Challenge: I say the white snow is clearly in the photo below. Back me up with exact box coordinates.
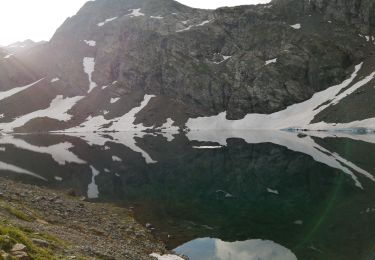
[265,58,277,65]
[176,19,213,32]
[186,130,373,188]
[97,17,118,27]
[193,146,222,149]
[150,16,163,19]
[187,63,375,131]
[87,166,100,199]
[112,155,122,162]
[0,95,84,132]
[0,135,86,165]
[50,78,60,83]
[267,188,279,194]
[196,20,212,27]
[83,57,98,93]
[150,253,184,260]
[110,97,120,104]
[64,94,156,133]
[290,23,301,29]
[213,55,232,64]
[0,161,47,181]
[55,176,63,181]
[127,9,145,17]
[84,40,96,47]
[3,54,14,59]
[0,78,44,102]
[102,85,109,90]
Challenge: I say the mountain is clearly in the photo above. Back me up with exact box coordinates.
[0,0,375,133]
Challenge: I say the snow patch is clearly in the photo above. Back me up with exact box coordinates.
[186,63,375,131]
[0,95,84,132]
[83,57,97,93]
[150,16,163,19]
[150,253,184,260]
[87,166,100,199]
[265,58,277,65]
[0,79,44,102]
[0,135,86,165]
[50,78,60,83]
[267,188,279,194]
[193,146,222,149]
[177,19,213,32]
[112,156,122,162]
[0,161,46,181]
[3,54,13,59]
[97,17,118,27]
[127,9,145,17]
[84,40,96,47]
[290,23,301,29]
[110,97,120,104]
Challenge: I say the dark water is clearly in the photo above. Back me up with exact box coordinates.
[1,130,375,260]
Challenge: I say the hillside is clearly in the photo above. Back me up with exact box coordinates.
[0,0,374,133]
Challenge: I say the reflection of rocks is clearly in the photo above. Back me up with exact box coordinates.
[1,132,375,259]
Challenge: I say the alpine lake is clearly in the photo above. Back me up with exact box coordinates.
[1,130,375,260]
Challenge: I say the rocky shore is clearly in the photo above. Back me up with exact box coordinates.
[0,178,179,259]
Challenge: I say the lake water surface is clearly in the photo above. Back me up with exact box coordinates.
[1,130,375,260]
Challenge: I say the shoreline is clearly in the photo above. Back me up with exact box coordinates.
[0,177,181,259]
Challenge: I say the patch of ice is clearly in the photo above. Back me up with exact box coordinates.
[150,16,163,19]
[50,78,60,83]
[54,176,63,181]
[83,57,97,93]
[97,17,118,27]
[102,86,108,90]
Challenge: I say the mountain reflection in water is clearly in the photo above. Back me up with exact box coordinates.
[0,130,375,260]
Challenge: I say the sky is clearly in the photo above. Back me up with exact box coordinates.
[0,0,270,46]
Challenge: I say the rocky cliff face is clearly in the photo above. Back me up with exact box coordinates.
[0,0,375,132]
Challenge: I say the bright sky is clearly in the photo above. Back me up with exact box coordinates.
[0,0,270,46]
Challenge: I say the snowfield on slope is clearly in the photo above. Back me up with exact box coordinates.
[187,63,375,131]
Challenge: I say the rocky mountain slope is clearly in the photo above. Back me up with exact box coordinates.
[0,0,375,133]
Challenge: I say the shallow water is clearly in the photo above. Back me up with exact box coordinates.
[1,130,375,260]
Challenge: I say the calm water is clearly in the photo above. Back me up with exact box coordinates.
[1,130,375,260]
